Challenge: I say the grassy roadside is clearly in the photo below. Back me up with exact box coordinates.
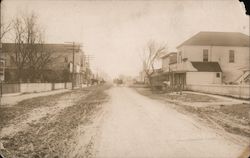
[134,87,250,139]
[0,84,111,158]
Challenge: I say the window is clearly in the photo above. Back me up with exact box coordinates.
[10,56,15,66]
[203,49,208,62]
[178,51,182,63]
[216,73,220,78]
[229,50,235,63]
[0,59,4,74]
[81,58,83,67]
[64,57,68,63]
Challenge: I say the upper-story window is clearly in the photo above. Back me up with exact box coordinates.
[10,56,15,66]
[81,58,83,67]
[178,51,182,63]
[216,72,220,78]
[229,50,235,63]
[64,57,68,63]
[203,49,208,62]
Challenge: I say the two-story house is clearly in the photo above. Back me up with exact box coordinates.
[161,52,177,72]
[160,52,178,86]
[2,43,87,84]
[175,31,249,85]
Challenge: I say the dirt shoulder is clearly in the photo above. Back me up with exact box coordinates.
[0,84,111,158]
[134,87,250,141]
[1,89,70,106]
[0,91,70,131]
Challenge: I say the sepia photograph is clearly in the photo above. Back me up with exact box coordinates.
[0,0,249,157]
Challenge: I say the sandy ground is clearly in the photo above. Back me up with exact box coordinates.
[0,85,110,157]
[1,89,70,106]
[0,90,82,138]
[0,86,249,157]
[135,87,250,139]
[92,87,247,158]
[183,91,249,107]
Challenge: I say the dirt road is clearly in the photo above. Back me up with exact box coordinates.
[92,87,247,158]
[1,86,248,157]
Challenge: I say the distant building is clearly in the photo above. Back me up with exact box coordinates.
[175,31,250,85]
[161,52,177,72]
[150,52,177,87]
[138,70,146,83]
[2,43,88,85]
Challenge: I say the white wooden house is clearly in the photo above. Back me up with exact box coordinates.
[175,31,250,85]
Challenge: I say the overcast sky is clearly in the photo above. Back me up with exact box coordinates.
[2,0,249,78]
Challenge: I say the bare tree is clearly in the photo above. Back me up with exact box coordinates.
[0,0,12,42]
[11,16,28,81]
[141,40,167,87]
[0,22,12,42]
[11,12,53,82]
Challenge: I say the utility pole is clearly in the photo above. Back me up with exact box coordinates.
[65,42,82,90]
[0,2,3,105]
[72,42,75,90]
[84,54,94,86]
[87,55,90,86]
[0,2,1,105]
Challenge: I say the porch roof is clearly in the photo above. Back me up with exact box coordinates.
[191,62,222,72]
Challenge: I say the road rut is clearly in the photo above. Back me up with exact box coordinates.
[93,87,246,158]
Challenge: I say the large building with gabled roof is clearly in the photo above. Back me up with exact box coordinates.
[175,31,250,85]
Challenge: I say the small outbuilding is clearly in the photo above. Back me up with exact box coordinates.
[185,62,222,84]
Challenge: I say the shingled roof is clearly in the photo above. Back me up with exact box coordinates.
[177,32,250,48]
[191,62,222,72]
[2,43,81,54]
